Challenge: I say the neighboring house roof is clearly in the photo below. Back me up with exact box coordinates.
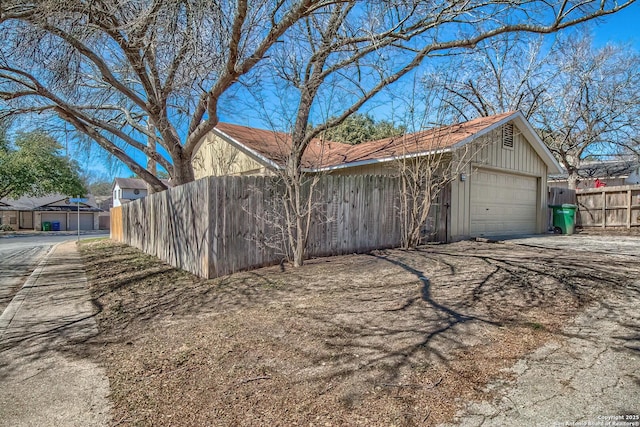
[210,111,562,174]
[549,158,640,180]
[94,196,113,211]
[113,177,172,191]
[0,194,101,212]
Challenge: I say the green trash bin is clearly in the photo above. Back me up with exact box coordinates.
[42,221,51,231]
[548,204,577,235]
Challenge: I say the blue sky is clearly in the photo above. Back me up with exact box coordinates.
[80,3,640,182]
[591,2,639,48]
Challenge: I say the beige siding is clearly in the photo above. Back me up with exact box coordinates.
[471,127,546,176]
[193,133,270,179]
[450,124,549,239]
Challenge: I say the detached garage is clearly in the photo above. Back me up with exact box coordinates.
[448,113,561,240]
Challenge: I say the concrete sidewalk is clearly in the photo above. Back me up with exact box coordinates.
[0,241,111,427]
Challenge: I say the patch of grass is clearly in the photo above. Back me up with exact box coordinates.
[79,236,109,243]
[526,322,546,331]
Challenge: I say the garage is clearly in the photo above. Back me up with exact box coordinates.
[470,169,538,237]
[68,213,95,231]
[41,213,68,231]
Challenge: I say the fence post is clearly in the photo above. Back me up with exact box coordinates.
[602,190,606,228]
[627,189,632,229]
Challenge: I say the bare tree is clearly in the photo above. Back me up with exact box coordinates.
[1,1,635,195]
[432,30,640,189]
[255,1,635,265]
[539,34,640,188]
[0,0,331,191]
[431,34,554,121]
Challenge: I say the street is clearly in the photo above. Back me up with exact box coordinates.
[0,233,108,315]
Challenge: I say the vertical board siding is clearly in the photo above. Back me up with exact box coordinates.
[471,127,545,176]
[449,126,548,240]
[118,174,446,279]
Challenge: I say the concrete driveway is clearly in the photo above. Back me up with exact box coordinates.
[444,233,640,426]
[503,233,640,257]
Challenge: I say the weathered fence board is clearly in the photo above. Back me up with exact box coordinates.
[547,187,576,230]
[110,206,123,241]
[576,185,640,228]
[113,175,452,279]
[548,187,577,205]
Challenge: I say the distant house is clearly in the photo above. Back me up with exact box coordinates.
[112,178,171,207]
[548,159,640,190]
[94,196,114,230]
[0,194,102,231]
[192,111,563,239]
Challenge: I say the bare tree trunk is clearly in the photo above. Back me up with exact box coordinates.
[567,172,579,190]
[283,160,309,268]
[172,154,196,186]
[146,136,157,194]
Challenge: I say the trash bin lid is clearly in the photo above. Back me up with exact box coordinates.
[561,204,577,209]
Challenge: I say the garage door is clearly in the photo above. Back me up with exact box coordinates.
[41,213,68,231]
[470,169,538,237]
[68,213,95,230]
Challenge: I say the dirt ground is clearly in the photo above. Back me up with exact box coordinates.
[77,239,640,426]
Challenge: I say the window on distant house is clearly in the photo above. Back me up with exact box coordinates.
[134,189,140,195]
[502,123,514,149]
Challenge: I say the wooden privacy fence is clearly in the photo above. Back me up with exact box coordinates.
[547,187,576,230]
[548,187,577,205]
[576,185,640,228]
[112,175,448,279]
[110,206,123,241]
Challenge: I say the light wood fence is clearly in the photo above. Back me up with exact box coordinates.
[112,175,447,278]
[110,206,123,241]
[576,185,640,228]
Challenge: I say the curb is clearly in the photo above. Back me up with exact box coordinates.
[0,242,61,340]
[0,231,109,239]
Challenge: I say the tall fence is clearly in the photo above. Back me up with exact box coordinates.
[576,185,640,228]
[111,175,447,278]
[547,187,576,230]
[110,206,123,241]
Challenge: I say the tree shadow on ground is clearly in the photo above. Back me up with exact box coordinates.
[74,240,640,426]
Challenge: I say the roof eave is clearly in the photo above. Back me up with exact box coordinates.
[510,112,563,175]
[448,111,563,175]
[309,147,454,173]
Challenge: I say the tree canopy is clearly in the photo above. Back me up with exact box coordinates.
[320,114,405,145]
[0,130,86,200]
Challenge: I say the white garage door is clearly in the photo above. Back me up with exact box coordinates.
[69,213,95,230]
[470,169,538,237]
[41,213,68,231]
